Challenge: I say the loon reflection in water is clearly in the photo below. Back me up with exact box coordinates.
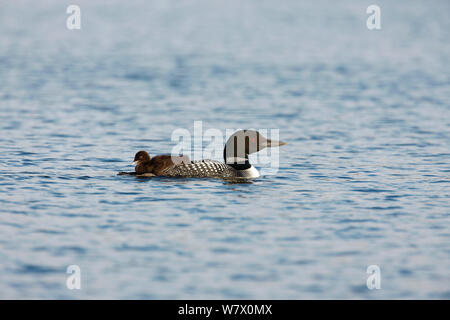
[118,130,287,179]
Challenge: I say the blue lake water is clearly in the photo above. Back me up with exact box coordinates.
[0,0,449,299]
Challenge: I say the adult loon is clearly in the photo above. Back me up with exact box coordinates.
[118,130,286,179]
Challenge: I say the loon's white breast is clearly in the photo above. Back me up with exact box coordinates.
[233,165,260,178]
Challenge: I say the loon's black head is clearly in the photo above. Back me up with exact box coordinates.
[132,150,151,165]
[223,130,287,168]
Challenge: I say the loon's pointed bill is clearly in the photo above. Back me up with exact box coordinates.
[265,139,287,147]
[131,161,138,165]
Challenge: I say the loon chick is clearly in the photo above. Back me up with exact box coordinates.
[119,130,286,179]
[131,151,190,175]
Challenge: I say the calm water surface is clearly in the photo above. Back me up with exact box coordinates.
[0,0,449,298]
